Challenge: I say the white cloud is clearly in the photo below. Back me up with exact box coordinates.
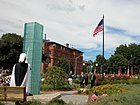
[0,0,140,60]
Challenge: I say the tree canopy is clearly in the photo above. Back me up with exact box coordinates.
[93,43,140,74]
[0,33,23,70]
[55,58,74,74]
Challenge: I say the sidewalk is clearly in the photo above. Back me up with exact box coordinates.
[27,92,61,103]
[2,92,61,105]
[2,91,88,105]
[45,90,89,105]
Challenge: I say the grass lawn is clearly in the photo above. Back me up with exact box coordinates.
[86,84,140,105]
[1,84,140,105]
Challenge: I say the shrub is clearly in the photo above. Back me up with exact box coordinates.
[58,84,73,91]
[43,66,68,90]
[72,78,80,84]
[40,83,48,91]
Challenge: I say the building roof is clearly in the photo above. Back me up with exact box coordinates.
[43,40,83,53]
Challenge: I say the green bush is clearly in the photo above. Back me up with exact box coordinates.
[72,78,80,84]
[59,84,73,90]
[40,83,48,91]
[42,66,68,90]
[41,84,54,90]
[41,66,77,91]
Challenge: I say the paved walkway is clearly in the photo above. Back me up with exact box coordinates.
[27,92,61,103]
[46,90,89,105]
[60,94,88,105]
[2,92,61,105]
[2,91,89,105]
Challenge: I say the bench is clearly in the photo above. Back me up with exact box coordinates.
[0,86,26,102]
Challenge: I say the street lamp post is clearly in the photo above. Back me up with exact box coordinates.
[91,65,93,73]
[89,61,93,73]
[74,54,83,74]
[94,63,98,74]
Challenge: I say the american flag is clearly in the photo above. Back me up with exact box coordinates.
[93,19,104,37]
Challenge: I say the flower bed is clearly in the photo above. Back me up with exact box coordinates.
[91,84,128,95]
[77,84,128,97]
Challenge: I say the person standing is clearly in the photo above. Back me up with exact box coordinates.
[84,73,88,87]
[10,53,30,95]
[68,71,73,85]
[79,71,84,88]
[91,73,96,88]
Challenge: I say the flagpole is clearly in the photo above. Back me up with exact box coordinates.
[93,15,105,79]
[102,14,104,80]
[102,15,104,58]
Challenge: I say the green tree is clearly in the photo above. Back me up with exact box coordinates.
[115,43,140,74]
[44,66,67,90]
[108,54,128,73]
[82,60,93,73]
[55,58,74,74]
[0,33,23,70]
[115,44,129,59]
[94,55,106,74]
[82,60,87,72]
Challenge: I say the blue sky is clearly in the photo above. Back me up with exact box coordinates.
[0,0,140,61]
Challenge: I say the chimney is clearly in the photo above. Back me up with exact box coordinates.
[66,43,69,47]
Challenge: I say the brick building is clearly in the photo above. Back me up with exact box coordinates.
[42,40,83,74]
